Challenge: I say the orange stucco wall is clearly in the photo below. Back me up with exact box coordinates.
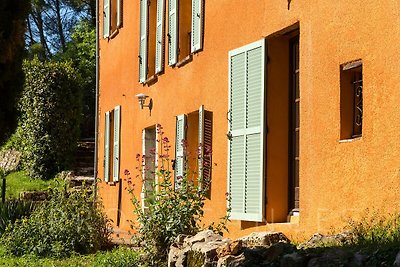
[98,0,400,241]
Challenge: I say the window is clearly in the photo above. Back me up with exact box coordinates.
[168,0,204,66]
[103,106,121,182]
[139,0,165,83]
[141,127,157,209]
[103,0,122,38]
[174,106,212,191]
[340,60,363,139]
[227,39,266,222]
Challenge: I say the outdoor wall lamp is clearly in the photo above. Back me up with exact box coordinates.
[135,93,153,115]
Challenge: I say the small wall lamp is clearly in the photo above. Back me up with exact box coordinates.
[135,93,153,115]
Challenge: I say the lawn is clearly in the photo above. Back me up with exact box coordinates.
[3,171,56,199]
[0,245,144,267]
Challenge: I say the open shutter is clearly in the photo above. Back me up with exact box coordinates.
[227,39,266,222]
[113,106,121,182]
[141,128,157,210]
[117,0,122,27]
[168,0,178,65]
[103,0,110,38]
[139,0,148,83]
[191,0,203,53]
[104,112,111,182]
[198,106,212,189]
[155,0,164,73]
[174,114,187,186]
[141,130,147,210]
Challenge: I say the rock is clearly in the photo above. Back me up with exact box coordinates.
[184,230,224,247]
[393,251,400,267]
[216,240,242,258]
[239,232,289,248]
[281,252,307,267]
[191,240,230,265]
[168,245,181,267]
[349,252,368,267]
[306,248,352,267]
[217,254,246,267]
[0,149,21,172]
[298,232,354,249]
[19,191,49,201]
[264,242,296,262]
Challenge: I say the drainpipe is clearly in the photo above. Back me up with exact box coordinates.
[93,0,100,206]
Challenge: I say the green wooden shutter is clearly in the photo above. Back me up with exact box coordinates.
[228,39,266,222]
[191,0,203,53]
[168,0,178,65]
[113,106,121,182]
[103,0,110,38]
[117,0,122,28]
[155,0,164,74]
[104,112,111,182]
[174,114,187,186]
[141,128,157,209]
[139,0,148,83]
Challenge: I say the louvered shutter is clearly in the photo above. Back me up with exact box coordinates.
[103,0,110,38]
[104,112,111,182]
[191,0,203,53]
[168,0,178,65]
[117,0,122,28]
[155,0,164,73]
[139,0,148,83]
[227,39,266,222]
[198,105,212,190]
[113,106,121,182]
[174,114,187,186]
[141,129,147,210]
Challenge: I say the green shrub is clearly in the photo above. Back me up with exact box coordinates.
[17,58,82,179]
[347,211,400,248]
[127,125,229,265]
[0,199,36,235]
[3,183,111,258]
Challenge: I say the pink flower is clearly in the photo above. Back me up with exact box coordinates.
[136,153,141,161]
[124,169,130,176]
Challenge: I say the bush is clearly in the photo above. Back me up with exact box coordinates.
[126,124,229,265]
[17,58,82,179]
[3,183,111,258]
[347,211,400,248]
[0,199,36,235]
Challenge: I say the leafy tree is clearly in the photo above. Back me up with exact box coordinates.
[57,21,95,138]
[17,58,82,179]
[0,0,30,145]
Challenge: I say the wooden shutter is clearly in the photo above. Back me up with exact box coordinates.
[168,0,178,65]
[174,114,187,186]
[113,106,121,182]
[198,105,212,189]
[139,0,148,83]
[117,0,122,28]
[103,0,110,38]
[227,39,266,222]
[191,0,203,53]
[155,0,164,74]
[104,112,111,182]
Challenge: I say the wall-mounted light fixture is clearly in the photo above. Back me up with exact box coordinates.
[136,93,153,115]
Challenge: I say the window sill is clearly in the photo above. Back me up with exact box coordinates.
[106,181,118,186]
[176,55,193,68]
[144,75,158,86]
[109,28,120,39]
[339,136,362,143]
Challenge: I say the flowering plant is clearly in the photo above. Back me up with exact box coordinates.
[125,124,229,264]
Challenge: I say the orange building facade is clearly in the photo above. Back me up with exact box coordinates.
[97,0,400,240]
